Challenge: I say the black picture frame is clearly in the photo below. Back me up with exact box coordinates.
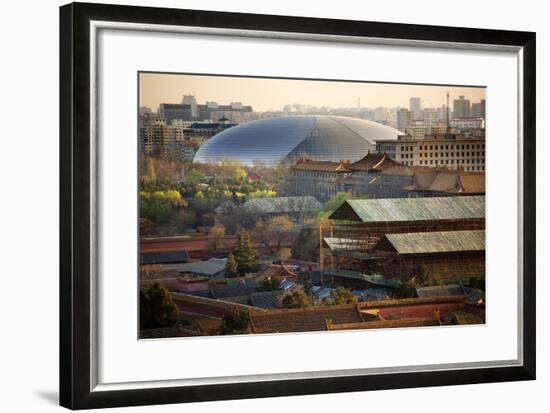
[60,2,536,410]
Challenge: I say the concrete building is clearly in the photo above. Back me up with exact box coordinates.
[471,99,486,119]
[140,119,170,157]
[159,98,254,125]
[409,97,422,120]
[450,117,485,130]
[375,134,485,171]
[396,108,413,132]
[453,95,471,118]
[422,108,439,134]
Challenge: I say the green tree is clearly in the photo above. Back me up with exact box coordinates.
[225,253,238,277]
[399,275,418,298]
[139,283,179,330]
[467,276,485,291]
[221,307,249,334]
[207,224,226,254]
[317,192,352,219]
[282,288,310,308]
[252,215,294,253]
[327,287,357,305]
[256,276,282,292]
[291,226,319,261]
[186,168,207,184]
[416,264,433,286]
[231,231,259,275]
[231,167,248,182]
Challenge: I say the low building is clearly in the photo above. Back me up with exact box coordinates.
[164,257,228,279]
[249,303,366,334]
[140,250,190,265]
[286,158,351,202]
[323,196,485,286]
[255,264,298,280]
[403,168,485,196]
[371,230,485,282]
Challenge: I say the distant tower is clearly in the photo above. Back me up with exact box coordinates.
[181,95,198,118]
[446,91,450,134]
[358,97,361,113]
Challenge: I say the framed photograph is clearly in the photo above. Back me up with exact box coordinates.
[60,2,536,409]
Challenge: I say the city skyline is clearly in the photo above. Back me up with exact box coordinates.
[139,72,485,112]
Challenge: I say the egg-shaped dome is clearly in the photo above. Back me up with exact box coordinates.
[193,115,402,166]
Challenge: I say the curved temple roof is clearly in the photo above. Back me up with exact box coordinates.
[194,115,402,166]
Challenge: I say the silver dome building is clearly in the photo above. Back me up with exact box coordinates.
[193,115,402,166]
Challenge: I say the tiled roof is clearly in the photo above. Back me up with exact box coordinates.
[243,196,322,214]
[256,264,297,280]
[379,165,416,176]
[291,158,351,173]
[416,284,467,298]
[140,250,190,265]
[353,289,390,302]
[444,311,485,325]
[348,152,401,172]
[168,258,227,277]
[249,303,364,333]
[330,195,485,223]
[458,173,485,194]
[209,280,258,299]
[326,316,441,330]
[380,230,485,255]
[249,291,285,309]
[404,169,485,194]
[426,171,460,192]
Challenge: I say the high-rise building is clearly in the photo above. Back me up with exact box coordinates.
[453,96,471,119]
[396,108,413,132]
[437,105,449,123]
[140,119,170,157]
[374,106,389,123]
[423,108,439,134]
[471,99,486,119]
[409,97,422,120]
[181,95,198,118]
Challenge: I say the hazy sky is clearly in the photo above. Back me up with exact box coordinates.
[139,72,485,112]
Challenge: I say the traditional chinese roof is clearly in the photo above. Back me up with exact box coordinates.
[379,165,416,176]
[458,173,486,194]
[377,230,485,255]
[249,290,285,309]
[329,195,485,223]
[168,258,227,277]
[416,284,468,298]
[403,169,485,194]
[291,158,351,173]
[249,303,364,333]
[444,311,485,325]
[326,316,441,330]
[243,196,322,214]
[209,279,258,299]
[347,152,401,172]
[255,264,297,280]
[140,250,190,265]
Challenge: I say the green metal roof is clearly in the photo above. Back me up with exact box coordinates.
[384,230,485,255]
[330,195,485,223]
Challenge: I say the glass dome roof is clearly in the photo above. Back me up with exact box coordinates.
[194,115,402,166]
